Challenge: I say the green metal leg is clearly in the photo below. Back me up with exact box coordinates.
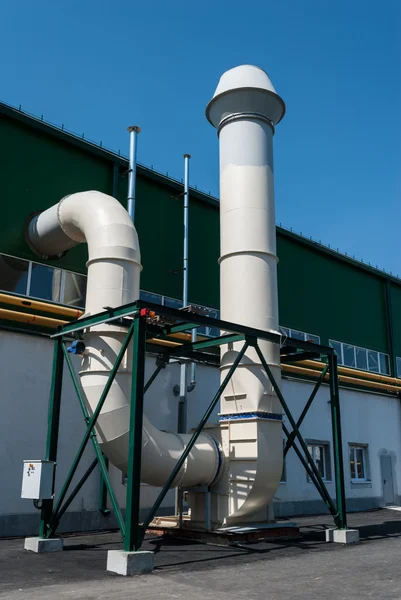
[124,315,147,552]
[99,455,111,516]
[328,354,347,529]
[40,338,64,539]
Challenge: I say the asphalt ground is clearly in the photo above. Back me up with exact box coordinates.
[1,508,401,599]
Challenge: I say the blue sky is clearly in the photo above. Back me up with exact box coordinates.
[2,0,400,274]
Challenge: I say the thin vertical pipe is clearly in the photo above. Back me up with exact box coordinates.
[182,153,190,308]
[127,126,141,222]
[176,154,191,515]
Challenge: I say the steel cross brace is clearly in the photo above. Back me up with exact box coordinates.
[254,344,346,528]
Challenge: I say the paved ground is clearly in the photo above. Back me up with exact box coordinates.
[1,509,401,599]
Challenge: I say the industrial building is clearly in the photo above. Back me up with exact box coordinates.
[1,68,400,547]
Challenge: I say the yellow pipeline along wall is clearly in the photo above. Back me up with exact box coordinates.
[1,292,400,395]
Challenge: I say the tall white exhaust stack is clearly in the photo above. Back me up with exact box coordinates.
[206,65,285,525]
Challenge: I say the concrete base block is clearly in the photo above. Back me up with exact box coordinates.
[325,528,360,544]
[24,537,64,553]
[107,550,154,576]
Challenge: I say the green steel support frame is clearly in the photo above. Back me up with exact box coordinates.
[38,300,348,550]
[39,338,64,538]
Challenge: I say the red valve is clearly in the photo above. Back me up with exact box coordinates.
[140,308,156,318]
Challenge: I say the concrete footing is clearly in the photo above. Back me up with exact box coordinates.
[24,537,64,553]
[325,528,360,544]
[106,550,154,576]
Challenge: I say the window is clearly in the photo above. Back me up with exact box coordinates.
[61,272,87,307]
[163,296,183,310]
[280,327,320,345]
[198,308,220,338]
[0,254,30,295]
[0,252,89,308]
[140,290,162,305]
[0,251,223,334]
[307,441,331,481]
[349,444,369,482]
[329,340,390,376]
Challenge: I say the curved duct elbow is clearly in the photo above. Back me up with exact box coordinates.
[27,191,221,489]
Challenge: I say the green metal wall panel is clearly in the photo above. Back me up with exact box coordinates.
[277,234,388,352]
[0,105,399,359]
[0,111,220,308]
[115,164,219,307]
[388,284,401,357]
[0,114,113,272]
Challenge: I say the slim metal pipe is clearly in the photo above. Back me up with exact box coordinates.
[183,153,190,308]
[127,126,141,222]
[176,155,192,516]
[182,153,197,392]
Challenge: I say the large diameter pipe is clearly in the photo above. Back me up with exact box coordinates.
[206,65,286,524]
[27,191,220,488]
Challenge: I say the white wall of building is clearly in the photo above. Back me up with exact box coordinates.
[1,331,400,536]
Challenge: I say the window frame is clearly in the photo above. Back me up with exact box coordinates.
[280,327,320,345]
[306,440,332,482]
[349,444,369,483]
[329,339,390,376]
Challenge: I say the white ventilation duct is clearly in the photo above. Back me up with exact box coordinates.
[26,64,285,527]
[202,65,286,525]
[27,191,220,488]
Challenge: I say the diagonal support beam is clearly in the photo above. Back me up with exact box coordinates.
[140,342,250,541]
[254,344,342,526]
[284,364,329,457]
[47,324,135,535]
[283,424,339,520]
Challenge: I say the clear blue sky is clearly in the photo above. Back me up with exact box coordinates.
[2,0,400,274]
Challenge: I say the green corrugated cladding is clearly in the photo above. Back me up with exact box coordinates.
[388,283,401,356]
[0,104,400,362]
[277,234,389,351]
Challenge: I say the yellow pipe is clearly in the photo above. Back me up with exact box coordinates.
[0,307,68,329]
[297,359,401,386]
[147,338,181,348]
[0,292,83,319]
[282,363,401,394]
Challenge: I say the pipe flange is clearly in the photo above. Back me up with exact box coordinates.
[217,112,275,136]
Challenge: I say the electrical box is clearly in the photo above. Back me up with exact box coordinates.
[21,460,55,500]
